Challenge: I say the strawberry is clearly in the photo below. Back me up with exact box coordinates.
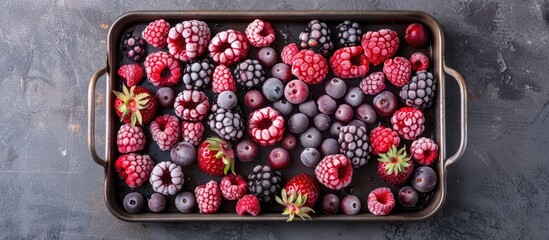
[283,173,319,208]
[113,85,158,127]
[275,188,315,222]
[377,146,414,187]
[117,64,144,87]
[197,137,235,176]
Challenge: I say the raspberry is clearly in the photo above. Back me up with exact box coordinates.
[281,43,299,65]
[247,107,285,146]
[391,107,425,140]
[245,19,276,47]
[410,137,439,165]
[180,121,204,146]
[220,174,248,200]
[209,29,249,66]
[114,153,154,188]
[383,57,411,87]
[116,123,146,153]
[212,65,236,93]
[142,19,170,48]
[236,194,261,216]
[330,46,370,79]
[117,64,144,87]
[195,180,222,214]
[314,154,353,190]
[167,20,211,61]
[150,161,184,195]
[410,52,430,71]
[370,126,400,155]
[150,114,180,151]
[174,90,210,121]
[291,50,328,85]
[144,51,182,87]
[360,71,386,95]
[367,187,395,216]
[361,29,399,66]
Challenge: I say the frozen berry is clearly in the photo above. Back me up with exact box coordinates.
[361,29,399,66]
[244,90,265,109]
[288,113,309,134]
[144,51,182,87]
[373,91,397,117]
[383,57,412,87]
[236,194,261,216]
[281,43,299,65]
[410,52,430,71]
[220,174,248,200]
[348,120,367,129]
[356,103,377,123]
[142,19,170,48]
[175,191,196,213]
[117,124,146,153]
[156,87,175,108]
[170,142,196,167]
[174,90,210,121]
[313,113,330,131]
[360,71,386,95]
[284,79,309,104]
[122,35,146,62]
[234,59,265,89]
[398,186,418,207]
[412,166,437,193]
[291,50,328,85]
[341,195,361,215]
[257,47,278,67]
[320,138,339,156]
[315,154,353,190]
[150,114,180,151]
[245,19,276,47]
[391,107,425,140]
[300,148,321,167]
[316,94,337,115]
[411,137,439,165]
[217,91,238,110]
[299,127,322,148]
[148,193,166,212]
[248,107,285,146]
[272,98,293,116]
[212,65,236,93]
[335,104,353,123]
[269,147,291,170]
[344,87,364,107]
[322,193,340,215]
[329,121,344,138]
[167,20,211,61]
[281,134,297,150]
[236,139,258,162]
[367,187,395,216]
[271,63,292,83]
[209,29,249,65]
[325,78,347,99]
[180,121,204,146]
[123,192,144,213]
[405,23,429,48]
[330,46,370,79]
[299,100,318,118]
[118,64,144,87]
[115,154,154,188]
[150,161,184,195]
[262,78,284,101]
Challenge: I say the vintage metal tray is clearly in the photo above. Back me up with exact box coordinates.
[88,10,467,222]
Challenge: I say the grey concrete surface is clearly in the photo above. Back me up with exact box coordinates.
[0,0,547,239]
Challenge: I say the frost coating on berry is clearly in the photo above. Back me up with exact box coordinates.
[150,114,180,151]
[236,194,261,216]
[361,29,399,66]
[167,20,211,61]
[383,57,412,87]
[182,59,214,90]
[314,154,353,190]
[281,43,300,65]
[338,125,372,168]
[234,59,265,89]
[411,137,439,165]
[142,19,170,48]
[220,174,248,200]
[410,52,430,71]
[370,126,400,156]
[208,104,244,141]
[212,65,236,93]
[180,121,204,146]
[391,107,425,140]
[117,64,144,87]
[144,51,182,87]
[360,71,386,95]
[117,124,146,153]
[195,180,222,214]
[400,71,436,109]
[247,107,285,146]
[209,29,249,65]
[245,19,276,47]
[291,50,328,85]
[115,153,154,188]
[150,161,184,195]
[367,187,395,216]
[174,90,210,121]
[299,20,333,56]
[330,46,370,79]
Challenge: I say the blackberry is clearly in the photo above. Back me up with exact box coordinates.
[399,71,436,109]
[234,59,265,89]
[207,103,244,141]
[298,20,333,56]
[338,125,372,168]
[335,21,362,47]
[122,33,147,62]
[182,59,214,90]
[247,165,282,205]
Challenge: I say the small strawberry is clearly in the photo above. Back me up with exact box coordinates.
[194,180,222,214]
[117,64,144,87]
[314,154,353,190]
[113,85,158,127]
[197,138,235,176]
[370,126,400,155]
[283,173,319,208]
[236,194,261,216]
[377,146,414,187]
[114,153,154,188]
[220,174,248,200]
[275,188,315,222]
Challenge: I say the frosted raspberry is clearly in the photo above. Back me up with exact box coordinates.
[360,71,386,95]
[150,161,184,195]
[150,114,180,151]
[212,65,236,93]
[144,51,182,87]
[291,50,328,85]
[167,20,211,61]
[180,121,204,146]
[208,29,249,65]
[383,57,411,87]
[142,19,170,48]
[117,124,146,153]
[361,29,399,66]
[314,154,353,190]
[236,194,261,216]
[195,180,222,214]
[410,52,430,71]
[220,174,247,200]
[391,107,425,140]
[245,19,276,47]
[281,43,299,65]
[115,153,154,188]
[367,187,395,216]
[410,137,438,165]
[329,46,370,79]
[247,107,285,146]
[173,90,210,121]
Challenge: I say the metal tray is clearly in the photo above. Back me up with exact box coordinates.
[88,10,467,222]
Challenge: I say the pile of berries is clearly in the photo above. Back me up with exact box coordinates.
[114,18,439,219]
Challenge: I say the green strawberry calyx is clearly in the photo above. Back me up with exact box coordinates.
[275,188,315,222]
[378,145,411,175]
[205,137,235,175]
[113,85,150,127]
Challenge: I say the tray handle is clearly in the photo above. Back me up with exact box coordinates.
[88,66,108,169]
[443,65,467,168]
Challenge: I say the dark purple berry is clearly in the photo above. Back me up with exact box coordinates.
[288,113,309,134]
[348,119,367,129]
[257,47,278,68]
[299,127,322,148]
[322,193,340,215]
[412,166,437,193]
[320,138,339,155]
[123,192,144,213]
[329,121,344,138]
[272,98,294,116]
[299,100,318,118]
[170,142,196,167]
[148,193,166,212]
[356,103,377,123]
[281,134,297,150]
[317,94,337,115]
[335,104,353,123]
[398,186,419,207]
[269,147,290,170]
[156,87,175,108]
[344,87,364,107]
[313,113,330,131]
[341,194,361,215]
[373,91,397,117]
[325,77,347,99]
[244,90,265,109]
[300,148,321,167]
[175,191,196,213]
[271,63,292,83]
[262,78,284,101]
[236,140,258,162]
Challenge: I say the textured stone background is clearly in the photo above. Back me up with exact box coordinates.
[0,0,548,239]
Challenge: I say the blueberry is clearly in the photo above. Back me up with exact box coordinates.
[320,138,339,155]
[257,47,278,68]
[281,134,297,150]
[272,98,293,116]
[262,78,284,101]
[313,113,331,131]
[271,63,291,83]
[356,103,377,123]
[348,119,367,130]
[156,87,175,108]
[344,87,364,107]
[288,113,309,134]
[412,166,437,193]
[322,193,340,215]
[335,104,353,123]
[123,192,144,213]
[170,142,197,167]
[217,91,238,110]
[317,94,337,114]
[299,100,318,117]
[236,139,258,162]
[325,78,347,99]
[300,148,321,167]
[398,186,419,207]
[329,121,344,138]
[245,90,265,109]
[175,191,196,213]
[299,127,322,148]
[148,193,166,212]
[341,194,361,215]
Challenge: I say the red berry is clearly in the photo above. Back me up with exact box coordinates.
[284,173,319,208]
[144,51,182,87]
[367,187,395,216]
[220,174,248,200]
[117,64,144,87]
[113,85,158,127]
[268,147,290,170]
[281,134,297,150]
[244,90,265,109]
[212,65,236,93]
[360,71,386,95]
[114,153,154,188]
[361,29,399,66]
[370,126,400,156]
[236,194,261,216]
[405,23,429,48]
[117,124,146,153]
[245,19,276,47]
[314,154,353,190]
[197,138,235,176]
[173,90,210,121]
[149,161,184,195]
[383,57,411,87]
[209,29,249,66]
[411,137,438,165]
[247,107,285,146]
[391,107,425,140]
[377,146,415,187]
[168,20,211,61]
[142,19,170,48]
[180,121,204,146]
[409,52,430,71]
[329,46,370,79]
[291,50,328,85]
[150,114,180,151]
[195,180,222,214]
[281,43,299,65]
[236,139,258,162]
[284,79,309,104]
